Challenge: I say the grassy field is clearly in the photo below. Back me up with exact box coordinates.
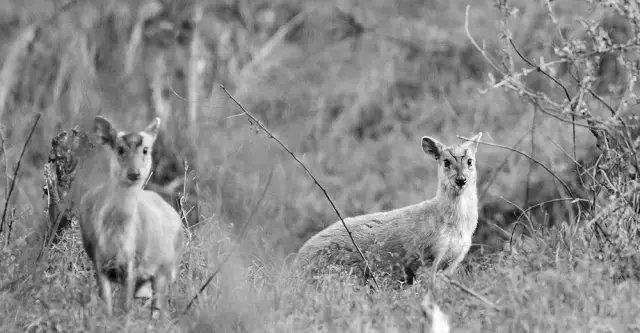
[0,0,638,331]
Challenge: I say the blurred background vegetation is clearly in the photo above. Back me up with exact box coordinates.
[0,0,638,331]
[0,0,616,254]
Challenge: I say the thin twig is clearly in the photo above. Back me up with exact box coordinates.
[37,210,65,263]
[458,135,575,198]
[0,114,40,234]
[574,77,640,174]
[465,6,602,140]
[546,136,600,188]
[439,274,498,310]
[567,70,615,115]
[524,105,537,206]
[507,38,579,164]
[239,11,306,77]
[183,169,274,313]
[520,198,590,217]
[479,132,528,201]
[527,98,599,130]
[5,207,14,247]
[500,196,536,237]
[508,39,571,102]
[464,6,505,76]
[143,170,153,189]
[0,127,8,197]
[220,85,379,289]
[178,160,190,227]
[0,273,30,292]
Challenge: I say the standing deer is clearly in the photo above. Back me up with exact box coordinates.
[297,133,482,284]
[79,116,183,317]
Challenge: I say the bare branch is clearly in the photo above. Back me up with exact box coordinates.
[1,114,40,234]
[507,38,578,162]
[508,39,572,102]
[220,85,379,289]
[527,98,599,130]
[439,274,498,310]
[458,135,575,198]
[479,132,528,201]
[521,198,590,217]
[465,6,603,136]
[239,11,306,77]
[464,6,505,76]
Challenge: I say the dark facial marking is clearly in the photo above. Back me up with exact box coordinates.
[444,149,455,162]
[121,133,143,149]
[445,149,466,164]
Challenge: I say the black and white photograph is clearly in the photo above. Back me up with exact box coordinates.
[0,0,638,331]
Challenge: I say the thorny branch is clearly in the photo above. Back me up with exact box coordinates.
[220,85,379,289]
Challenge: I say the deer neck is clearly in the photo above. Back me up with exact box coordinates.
[433,183,478,233]
[106,178,143,215]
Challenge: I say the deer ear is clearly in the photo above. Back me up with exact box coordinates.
[143,117,160,138]
[94,116,117,148]
[462,132,483,153]
[422,136,443,160]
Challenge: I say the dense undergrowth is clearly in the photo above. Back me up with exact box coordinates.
[1,221,639,331]
[0,0,638,331]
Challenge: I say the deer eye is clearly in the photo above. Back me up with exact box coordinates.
[467,159,473,167]
[142,147,149,155]
[443,159,451,168]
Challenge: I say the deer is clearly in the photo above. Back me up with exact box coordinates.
[296,133,482,285]
[79,116,184,318]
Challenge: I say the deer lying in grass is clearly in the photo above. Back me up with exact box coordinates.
[297,133,482,284]
[79,116,183,317]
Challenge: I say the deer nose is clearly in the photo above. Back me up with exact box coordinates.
[127,170,141,181]
[455,177,467,187]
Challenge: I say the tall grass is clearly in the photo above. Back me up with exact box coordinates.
[0,0,637,331]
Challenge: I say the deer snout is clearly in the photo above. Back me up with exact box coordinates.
[127,170,141,181]
[455,177,466,187]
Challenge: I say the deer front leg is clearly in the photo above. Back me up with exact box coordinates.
[443,252,465,277]
[444,243,471,277]
[431,252,444,287]
[123,259,135,313]
[95,259,112,315]
[151,274,168,320]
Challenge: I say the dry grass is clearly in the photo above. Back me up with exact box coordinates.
[0,0,638,331]
[1,221,639,332]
